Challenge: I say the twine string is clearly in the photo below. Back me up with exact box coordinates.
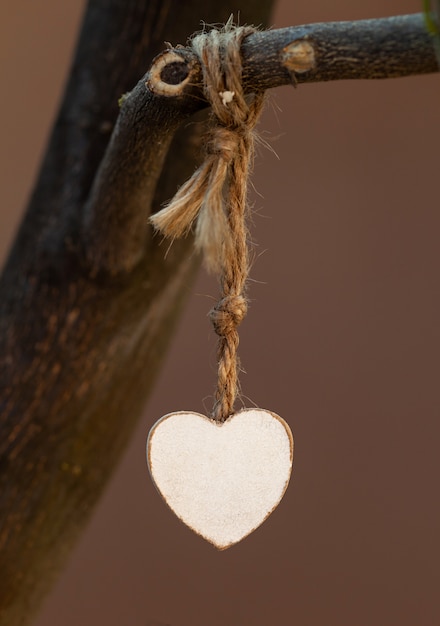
[150,21,265,422]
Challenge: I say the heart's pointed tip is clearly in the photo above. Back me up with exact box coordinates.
[214,542,234,551]
[189,524,245,550]
[209,537,242,550]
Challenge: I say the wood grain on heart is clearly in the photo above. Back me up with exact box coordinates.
[147,408,293,549]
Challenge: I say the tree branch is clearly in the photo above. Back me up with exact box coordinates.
[0,7,437,626]
[243,13,438,87]
[82,13,437,276]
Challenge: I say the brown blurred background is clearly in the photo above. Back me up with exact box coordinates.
[1,1,439,625]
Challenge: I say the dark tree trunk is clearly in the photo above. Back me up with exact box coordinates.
[0,2,274,624]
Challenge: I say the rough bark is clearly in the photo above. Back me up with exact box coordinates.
[0,1,274,624]
[0,6,437,626]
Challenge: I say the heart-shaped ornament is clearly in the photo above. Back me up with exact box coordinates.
[147,408,293,549]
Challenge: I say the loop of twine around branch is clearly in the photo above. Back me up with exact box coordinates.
[149,20,265,421]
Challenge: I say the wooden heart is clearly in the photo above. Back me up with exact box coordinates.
[147,408,293,549]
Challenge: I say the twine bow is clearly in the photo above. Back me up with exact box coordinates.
[149,21,265,421]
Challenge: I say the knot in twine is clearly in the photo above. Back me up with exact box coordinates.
[206,127,238,164]
[149,21,265,421]
[210,295,248,336]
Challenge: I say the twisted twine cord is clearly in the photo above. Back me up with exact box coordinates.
[150,21,265,422]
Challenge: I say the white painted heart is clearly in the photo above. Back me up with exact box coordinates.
[147,408,293,549]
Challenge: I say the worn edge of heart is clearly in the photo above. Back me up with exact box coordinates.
[145,21,295,549]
